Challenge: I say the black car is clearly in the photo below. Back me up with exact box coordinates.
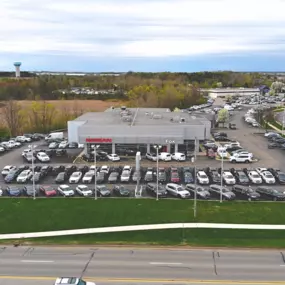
[52,165,65,176]
[185,184,211,199]
[230,168,250,185]
[268,142,281,149]
[113,185,130,197]
[78,165,89,175]
[226,146,242,152]
[55,172,68,183]
[157,168,167,183]
[232,185,260,200]
[205,168,221,184]
[256,186,285,201]
[23,185,39,197]
[55,149,67,156]
[268,168,285,184]
[146,183,167,198]
[116,147,136,156]
[40,165,53,176]
[108,171,119,183]
[65,165,77,175]
[68,142,78,148]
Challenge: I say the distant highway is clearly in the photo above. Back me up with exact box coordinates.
[0,246,285,284]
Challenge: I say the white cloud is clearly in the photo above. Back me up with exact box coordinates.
[0,0,285,58]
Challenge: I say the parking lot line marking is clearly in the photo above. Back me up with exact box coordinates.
[21,260,54,263]
[149,262,183,265]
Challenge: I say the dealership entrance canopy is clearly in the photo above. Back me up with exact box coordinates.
[68,107,211,153]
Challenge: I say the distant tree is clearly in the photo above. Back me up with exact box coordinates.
[217,109,229,127]
[216,82,223,88]
[271,81,285,94]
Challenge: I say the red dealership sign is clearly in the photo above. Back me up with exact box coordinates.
[86,138,112,143]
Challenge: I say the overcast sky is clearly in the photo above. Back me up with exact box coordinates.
[1,0,285,72]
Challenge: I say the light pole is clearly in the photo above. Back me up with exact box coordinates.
[193,137,198,218]
[93,145,100,200]
[282,110,285,135]
[220,153,224,203]
[28,144,37,200]
[153,145,162,201]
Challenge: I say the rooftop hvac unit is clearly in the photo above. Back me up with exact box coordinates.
[152,113,163,119]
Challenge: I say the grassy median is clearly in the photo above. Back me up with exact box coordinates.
[1,199,285,247]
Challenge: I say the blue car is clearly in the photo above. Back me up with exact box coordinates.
[6,186,22,197]
[4,170,19,183]
[183,169,194,184]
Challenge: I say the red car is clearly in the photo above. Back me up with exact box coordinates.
[170,170,180,183]
[39,185,57,197]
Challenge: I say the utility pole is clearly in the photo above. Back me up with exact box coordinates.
[193,137,197,217]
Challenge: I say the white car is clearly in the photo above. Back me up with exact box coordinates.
[58,141,69,148]
[224,142,241,149]
[69,172,83,184]
[100,165,110,174]
[256,168,275,184]
[1,165,17,176]
[0,146,5,153]
[49,142,58,149]
[36,152,50,162]
[8,140,21,147]
[222,171,236,185]
[196,171,210,184]
[2,141,16,149]
[22,149,32,156]
[247,171,263,184]
[166,183,190,199]
[15,136,31,143]
[107,154,120,161]
[120,170,131,182]
[0,187,3,196]
[82,171,95,183]
[217,147,228,158]
[171,152,186,161]
[58,185,75,197]
[17,170,33,183]
[122,165,132,172]
[76,185,93,196]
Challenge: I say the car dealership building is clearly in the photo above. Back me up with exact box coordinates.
[68,107,211,155]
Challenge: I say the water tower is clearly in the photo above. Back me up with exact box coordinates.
[14,62,22,77]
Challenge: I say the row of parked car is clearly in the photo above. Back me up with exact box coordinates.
[2,163,285,186]
[266,132,285,149]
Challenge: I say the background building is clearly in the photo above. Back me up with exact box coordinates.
[201,87,260,99]
[14,62,21,77]
[68,107,211,155]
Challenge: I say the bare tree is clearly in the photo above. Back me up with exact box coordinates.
[2,100,22,136]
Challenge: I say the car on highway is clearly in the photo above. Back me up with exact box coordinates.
[6,186,22,196]
[209,184,236,200]
[69,172,83,184]
[232,185,260,201]
[57,185,75,197]
[166,183,190,199]
[256,168,276,184]
[145,183,167,198]
[54,277,95,285]
[17,169,33,183]
[95,185,111,197]
[39,185,57,197]
[1,165,17,176]
[196,171,209,185]
[113,185,131,197]
[230,169,250,185]
[36,152,50,162]
[185,184,211,199]
[75,185,93,197]
[256,186,285,201]
[82,171,94,184]
[268,168,285,184]
[107,153,120,161]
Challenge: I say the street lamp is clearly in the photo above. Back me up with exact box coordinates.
[282,109,285,135]
[28,144,37,200]
[193,137,198,218]
[93,145,100,200]
[220,152,224,203]
[153,145,162,201]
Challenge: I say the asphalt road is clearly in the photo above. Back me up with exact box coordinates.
[0,247,285,284]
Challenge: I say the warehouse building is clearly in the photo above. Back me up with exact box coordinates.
[201,88,261,99]
[68,107,211,155]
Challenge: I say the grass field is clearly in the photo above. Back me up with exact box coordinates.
[1,199,285,247]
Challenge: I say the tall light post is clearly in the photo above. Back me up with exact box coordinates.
[220,153,224,203]
[93,145,100,200]
[28,144,37,200]
[153,145,162,201]
[193,137,198,218]
[282,109,285,135]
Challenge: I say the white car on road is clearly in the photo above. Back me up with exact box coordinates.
[1,165,17,176]
[69,172,83,184]
[36,152,50,162]
[222,171,236,185]
[75,185,93,196]
[256,168,276,184]
[107,154,120,161]
[247,170,262,184]
[82,171,95,183]
[196,171,209,185]
[17,170,33,183]
[58,185,75,197]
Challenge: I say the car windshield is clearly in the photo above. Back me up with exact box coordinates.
[200,174,207,178]
[86,173,93,177]
[73,173,80,177]
[99,186,107,191]
[222,188,230,193]
[239,174,247,179]
[177,187,184,192]
[122,172,129,177]
[273,189,280,194]
[252,174,259,178]
[81,186,89,191]
[172,173,179,177]
[45,187,54,192]
[225,175,233,179]
[279,173,285,179]
[62,186,70,191]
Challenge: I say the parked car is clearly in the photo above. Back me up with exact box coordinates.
[17,169,33,183]
[69,172,83,184]
[31,172,44,183]
[6,186,22,196]
[49,142,59,149]
[144,170,154,182]
[171,152,186,161]
[40,165,53,176]
[183,167,194,184]
[120,170,131,183]
[5,169,19,183]
[95,185,111,197]
[36,152,50,162]
[108,171,119,183]
[256,186,285,201]
[132,171,141,182]
[244,169,263,184]
[39,185,57,197]
[100,165,110,174]
[196,171,209,185]
[185,184,210,199]
[232,185,260,201]
[57,185,75,197]
[76,185,93,197]
[145,183,167,198]
[256,167,276,184]
[23,185,38,197]
[230,168,250,185]
[146,152,157,161]
[222,171,236,185]
[82,171,95,184]
[170,168,180,183]
[166,183,190,199]
[52,165,65,176]
[55,172,68,183]
[209,184,236,200]
[1,165,17,176]
[205,168,221,184]
[157,168,167,183]
[65,165,77,175]
[268,168,285,184]
[113,185,130,197]
[107,153,120,161]
[159,152,172,161]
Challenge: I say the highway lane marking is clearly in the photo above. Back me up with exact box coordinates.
[0,276,284,284]
[150,262,183,265]
[21,260,54,263]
